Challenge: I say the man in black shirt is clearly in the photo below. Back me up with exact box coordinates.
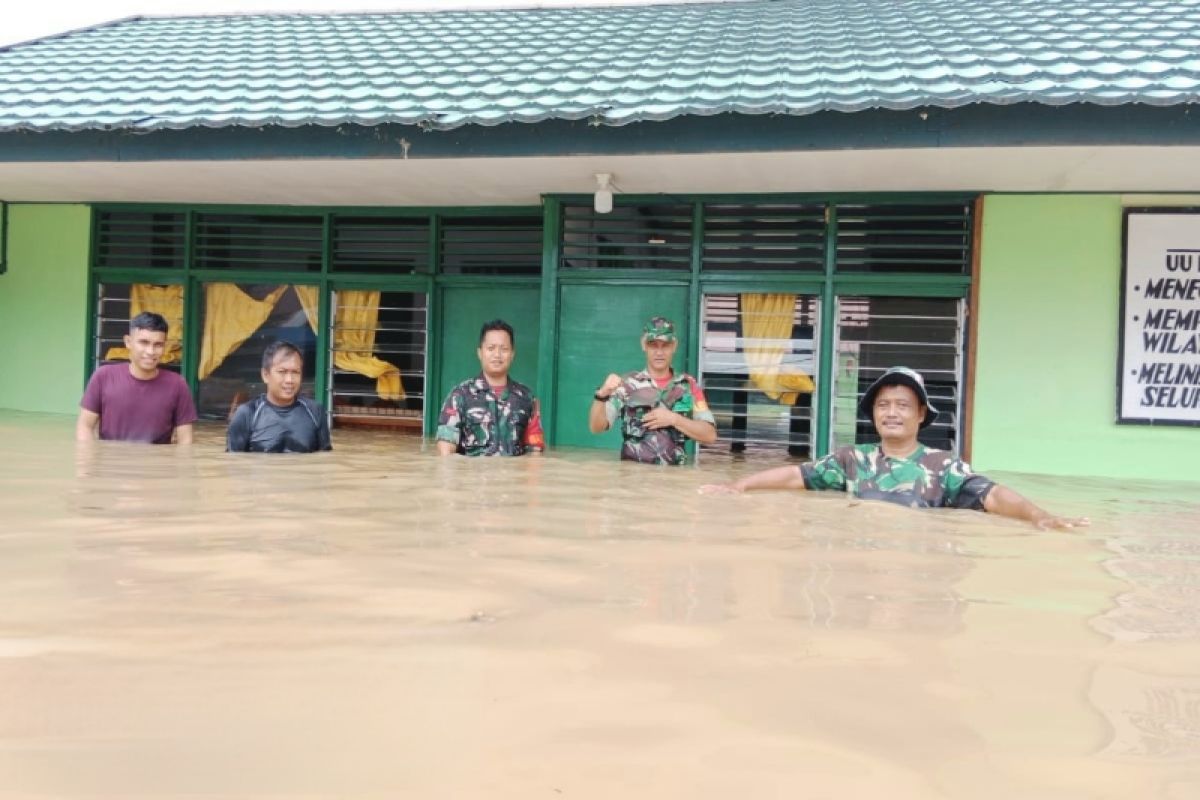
[227,341,332,453]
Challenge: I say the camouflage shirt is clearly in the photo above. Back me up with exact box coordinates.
[799,444,996,510]
[605,371,717,465]
[436,375,544,457]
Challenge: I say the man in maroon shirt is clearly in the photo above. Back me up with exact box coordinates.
[76,312,198,444]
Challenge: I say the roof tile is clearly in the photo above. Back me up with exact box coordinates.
[1,0,1199,132]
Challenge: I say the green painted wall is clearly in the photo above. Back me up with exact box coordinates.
[437,285,542,405]
[0,204,90,415]
[973,195,1192,480]
[554,282,691,449]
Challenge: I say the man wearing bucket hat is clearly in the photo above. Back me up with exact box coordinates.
[701,366,1087,530]
[589,316,718,465]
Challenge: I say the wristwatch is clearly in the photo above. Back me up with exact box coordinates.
[593,392,609,402]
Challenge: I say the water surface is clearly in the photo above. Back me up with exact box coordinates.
[0,411,1197,799]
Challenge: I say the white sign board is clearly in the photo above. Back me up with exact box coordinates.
[1120,210,1200,425]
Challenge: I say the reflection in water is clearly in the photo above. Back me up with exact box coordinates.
[1094,533,1200,643]
[1,410,1198,798]
[1089,514,1200,769]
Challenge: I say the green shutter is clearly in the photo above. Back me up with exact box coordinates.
[439,214,543,275]
[561,203,692,270]
[835,202,972,274]
[194,213,323,272]
[701,203,825,272]
[95,210,187,270]
[331,215,429,275]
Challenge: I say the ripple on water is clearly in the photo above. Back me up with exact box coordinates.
[0,411,1197,798]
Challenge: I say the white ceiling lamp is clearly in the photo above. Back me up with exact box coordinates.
[594,172,614,214]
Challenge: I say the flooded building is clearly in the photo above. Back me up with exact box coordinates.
[0,0,1197,477]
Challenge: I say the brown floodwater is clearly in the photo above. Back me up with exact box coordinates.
[0,410,1197,799]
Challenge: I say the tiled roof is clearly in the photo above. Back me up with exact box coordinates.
[1,0,1199,132]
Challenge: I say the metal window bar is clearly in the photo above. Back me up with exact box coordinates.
[329,290,427,431]
[699,293,821,459]
[830,296,965,454]
[93,283,183,373]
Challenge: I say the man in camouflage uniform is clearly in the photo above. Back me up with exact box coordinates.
[436,319,544,457]
[702,366,1088,530]
[589,316,717,465]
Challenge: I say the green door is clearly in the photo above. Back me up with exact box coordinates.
[553,283,691,449]
[436,285,542,413]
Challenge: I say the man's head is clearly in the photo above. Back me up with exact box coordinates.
[640,316,678,376]
[477,319,515,384]
[858,366,939,442]
[123,311,169,376]
[261,340,304,406]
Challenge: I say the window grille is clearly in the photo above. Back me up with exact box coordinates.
[92,282,185,373]
[831,296,965,453]
[699,293,821,458]
[94,283,134,368]
[329,290,427,433]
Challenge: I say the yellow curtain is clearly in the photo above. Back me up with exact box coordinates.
[741,293,815,405]
[198,284,288,379]
[295,284,319,333]
[103,284,184,364]
[294,286,405,402]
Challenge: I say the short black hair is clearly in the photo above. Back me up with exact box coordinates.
[262,340,303,371]
[129,311,168,335]
[479,319,515,347]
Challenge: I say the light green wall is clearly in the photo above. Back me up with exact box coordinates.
[973,194,1192,480]
[0,204,90,414]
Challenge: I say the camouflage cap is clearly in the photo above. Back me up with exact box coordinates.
[642,316,677,342]
[858,366,940,429]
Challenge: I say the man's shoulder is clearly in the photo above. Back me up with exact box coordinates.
[914,447,984,483]
[439,379,473,408]
[839,443,876,459]
[230,395,264,422]
[450,376,488,395]
[156,369,190,391]
[296,396,327,417]
[507,379,536,399]
[88,363,127,384]
[915,446,957,469]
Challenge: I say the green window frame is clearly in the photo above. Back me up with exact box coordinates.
[87,204,544,433]
[87,195,973,455]
[540,194,976,457]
